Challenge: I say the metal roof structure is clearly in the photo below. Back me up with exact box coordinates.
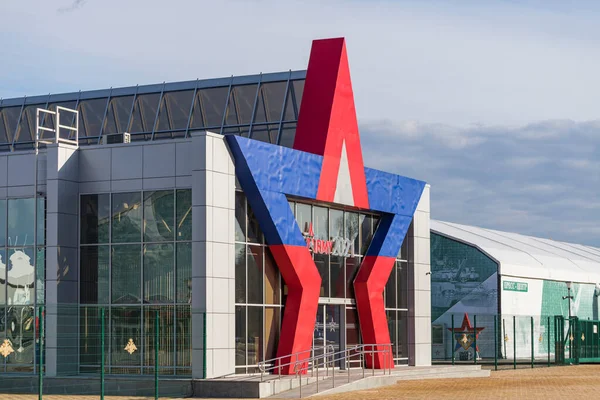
[0,70,306,151]
[431,220,600,285]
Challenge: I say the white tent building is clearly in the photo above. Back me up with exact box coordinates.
[430,220,600,361]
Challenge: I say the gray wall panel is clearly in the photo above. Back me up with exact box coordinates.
[143,143,176,178]
[111,178,142,192]
[79,148,111,182]
[111,146,143,180]
[0,156,7,187]
[7,153,35,187]
[176,141,192,176]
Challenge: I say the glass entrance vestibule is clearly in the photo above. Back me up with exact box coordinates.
[234,192,410,373]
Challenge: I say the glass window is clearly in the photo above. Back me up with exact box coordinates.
[80,246,109,304]
[386,310,397,359]
[112,192,142,243]
[0,199,5,246]
[143,243,174,303]
[314,253,329,298]
[264,307,280,361]
[144,306,175,369]
[80,306,106,369]
[6,305,35,368]
[385,266,396,309]
[247,202,262,244]
[111,244,141,304]
[313,206,328,240]
[79,98,109,139]
[235,306,246,367]
[176,305,191,367]
[176,243,192,304]
[80,194,110,244]
[111,306,142,370]
[143,191,175,242]
[345,212,359,255]
[330,210,344,238]
[176,190,192,241]
[129,93,161,134]
[247,246,264,305]
[254,82,287,124]
[399,235,408,261]
[14,105,39,144]
[264,249,280,305]
[7,198,35,247]
[398,261,408,309]
[295,203,311,235]
[345,257,360,299]
[247,306,263,365]
[36,247,44,304]
[235,244,246,303]
[0,248,5,305]
[292,80,305,119]
[235,192,246,242]
[277,122,296,148]
[230,85,258,125]
[155,90,194,132]
[7,247,35,305]
[37,198,44,245]
[196,87,229,128]
[103,96,134,135]
[398,310,408,359]
[249,124,279,144]
[0,107,20,143]
[330,256,344,298]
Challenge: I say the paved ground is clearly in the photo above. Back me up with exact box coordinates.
[1,365,599,399]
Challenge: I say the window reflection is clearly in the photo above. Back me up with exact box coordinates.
[176,190,192,241]
[0,200,5,245]
[8,198,35,247]
[7,248,35,305]
[112,245,141,304]
[112,192,142,243]
[0,249,5,305]
[143,191,175,242]
[80,246,109,304]
[176,243,192,304]
[81,194,110,244]
[143,243,174,303]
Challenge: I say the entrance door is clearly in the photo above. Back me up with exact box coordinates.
[313,304,345,368]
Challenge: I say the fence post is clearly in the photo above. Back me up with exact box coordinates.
[155,310,159,400]
[101,308,105,400]
[474,315,477,365]
[451,315,455,366]
[38,306,44,400]
[547,316,550,367]
[513,316,516,370]
[530,317,534,368]
[494,315,498,371]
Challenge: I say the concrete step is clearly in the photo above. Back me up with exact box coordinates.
[269,366,490,398]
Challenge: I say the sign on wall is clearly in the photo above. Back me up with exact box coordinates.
[503,281,529,293]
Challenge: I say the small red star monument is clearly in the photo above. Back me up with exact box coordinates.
[448,313,485,354]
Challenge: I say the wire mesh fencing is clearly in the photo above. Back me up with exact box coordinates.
[0,304,201,399]
[432,313,600,370]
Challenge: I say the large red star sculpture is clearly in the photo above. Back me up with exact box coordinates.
[448,312,485,353]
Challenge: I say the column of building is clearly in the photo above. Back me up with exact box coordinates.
[191,132,236,379]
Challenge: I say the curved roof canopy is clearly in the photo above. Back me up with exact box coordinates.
[431,220,600,285]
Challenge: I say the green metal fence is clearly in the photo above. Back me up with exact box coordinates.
[433,313,600,370]
[0,304,204,399]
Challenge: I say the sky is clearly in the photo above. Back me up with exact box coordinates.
[1,0,599,245]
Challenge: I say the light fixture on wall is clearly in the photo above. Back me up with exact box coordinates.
[425,271,431,276]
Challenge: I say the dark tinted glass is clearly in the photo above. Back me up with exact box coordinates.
[79,98,108,139]
[247,306,263,365]
[80,245,109,304]
[7,198,35,247]
[235,192,246,242]
[0,200,5,246]
[111,306,142,368]
[129,93,160,134]
[176,243,192,304]
[254,82,287,123]
[196,87,229,128]
[278,122,296,148]
[247,246,263,304]
[264,249,280,305]
[345,257,360,299]
[235,306,246,366]
[0,107,21,143]
[385,266,396,308]
[143,243,174,303]
[398,261,408,309]
[15,106,40,143]
[235,244,246,303]
[250,124,278,144]
[229,85,258,125]
[112,192,142,243]
[80,194,110,244]
[111,244,141,303]
[143,191,174,242]
[330,255,344,298]
[292,80,305,118]
[314,253,329,297]
[176,190,192,241]
[155,90,194,132]
[0,248,5,305]
[103,96,134,134]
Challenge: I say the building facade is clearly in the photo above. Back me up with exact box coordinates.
[0,38,431,379]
